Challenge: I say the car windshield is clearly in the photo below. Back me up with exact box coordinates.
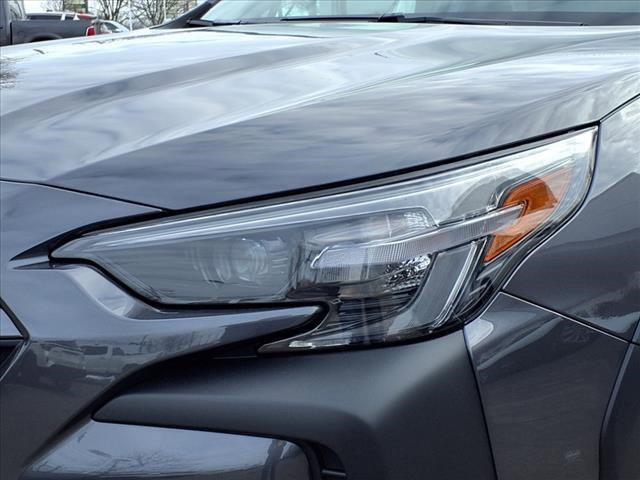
[202,0,640,26]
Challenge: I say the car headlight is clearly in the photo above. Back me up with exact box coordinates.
[53,129,595,351]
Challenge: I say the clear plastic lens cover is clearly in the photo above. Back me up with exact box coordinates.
[54,129,595,351]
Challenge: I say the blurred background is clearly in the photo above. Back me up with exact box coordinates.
[23,0,208,29]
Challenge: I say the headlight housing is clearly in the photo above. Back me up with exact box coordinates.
[54,129,595,351]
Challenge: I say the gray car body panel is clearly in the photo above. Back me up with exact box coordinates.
[0,309,21,339]
[465,293,628,480]
[1,24,639,210]
[600,343,640,480]
[94,330,497,480]
[21,421,311,480]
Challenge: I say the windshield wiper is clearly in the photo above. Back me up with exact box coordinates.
[188,16,382,27]
[186,18,266,27]
[279,15,382,22]
[188,15,587,28]
[377,14,587,26]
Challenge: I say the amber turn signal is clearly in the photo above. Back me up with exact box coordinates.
[484,167,573,262]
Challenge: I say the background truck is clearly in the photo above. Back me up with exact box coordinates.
[1,0,94,46]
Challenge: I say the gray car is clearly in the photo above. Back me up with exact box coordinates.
[0,1,639,479]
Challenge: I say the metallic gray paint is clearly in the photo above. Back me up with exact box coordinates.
[600,344,640,480]
[465,293,628,480]
[22,421,311,480]
[1,24,638,209]
[0,309,21,339]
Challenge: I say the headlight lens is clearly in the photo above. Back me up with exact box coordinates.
[53,129,595,351]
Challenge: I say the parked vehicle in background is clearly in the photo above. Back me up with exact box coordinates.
[26,12,80,21]
[95,19,129,35]
[0,0,26,46]
[0,0,94,46]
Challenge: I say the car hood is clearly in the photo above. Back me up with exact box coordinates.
[1,23,638,210]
